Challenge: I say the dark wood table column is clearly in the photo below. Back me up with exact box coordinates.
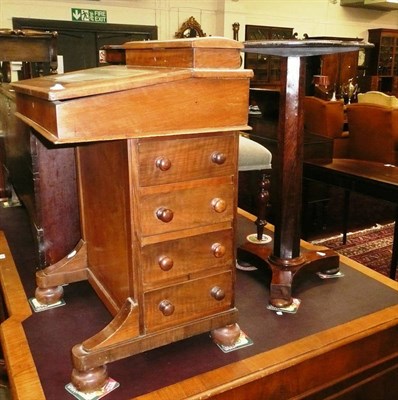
[240,40,371,308]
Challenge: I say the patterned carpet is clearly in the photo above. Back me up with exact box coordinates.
[312,222,396,280]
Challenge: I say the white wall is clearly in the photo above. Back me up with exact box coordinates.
[0,0,397,41]
[223,0,398,41]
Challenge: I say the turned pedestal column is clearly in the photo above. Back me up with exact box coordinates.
[241,40,371,307]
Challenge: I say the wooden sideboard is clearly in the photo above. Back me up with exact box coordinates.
[1,208,397,399]
[0,29,81,267]
[11,37,252,392]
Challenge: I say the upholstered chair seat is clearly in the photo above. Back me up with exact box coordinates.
[238,134,272,171]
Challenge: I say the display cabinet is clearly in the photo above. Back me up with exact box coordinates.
[304,36,361,99]
[244,25,294,89]
[367,28,398,95]
[320,51,359,90]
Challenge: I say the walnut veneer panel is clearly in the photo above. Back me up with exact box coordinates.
[14,73,251,143]
[137,134,235,186]
[139,181,234,236]
[141,228,233,288]
[77,133,237,319]
[125,48,241,69]
[144,271,233,332]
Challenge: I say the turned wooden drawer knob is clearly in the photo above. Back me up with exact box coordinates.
[211,243,226,258]
[210,286,225,301]
[159,300,175,316]
[211,152,226,165]
[158,255,173,271]
[156,207,174,222]
[155,157,172,171]
[211,198,227,213]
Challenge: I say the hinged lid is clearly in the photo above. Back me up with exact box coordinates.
[123,36,243,69]
[11,65,192,101]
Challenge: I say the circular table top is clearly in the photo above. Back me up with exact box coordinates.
[243,39,373,57]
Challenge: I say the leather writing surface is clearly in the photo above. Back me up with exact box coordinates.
[17,213,398,399]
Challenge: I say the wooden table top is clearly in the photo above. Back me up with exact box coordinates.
[304,159,398,203]
[305,158,398,185]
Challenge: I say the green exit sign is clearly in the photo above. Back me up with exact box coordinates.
[71,8,107,23]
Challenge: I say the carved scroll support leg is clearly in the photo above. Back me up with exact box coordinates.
[71,298,140,393]
[255,170,271,241]
[70,297,237,393]
[240,240,340,308]
[35,240,89,305]
[268,249,340,308]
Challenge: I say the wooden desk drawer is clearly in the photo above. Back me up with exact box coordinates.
[141,229,233,286]
[144,271,233,332]
[139,182,234,236]
[137,134,236,186]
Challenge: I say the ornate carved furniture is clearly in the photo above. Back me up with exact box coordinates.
[241,39,371,308]
[0,29,80,267]
[12,37,252,393]
[304,96,349,158]
[175,16,206,38]
[346,103,398,165]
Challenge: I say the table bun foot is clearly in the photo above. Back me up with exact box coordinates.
[35,285,64,305]
[211,323,241,346]
[71,365,108,393]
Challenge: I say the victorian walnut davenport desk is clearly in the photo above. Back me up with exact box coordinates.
[11,37,252,392]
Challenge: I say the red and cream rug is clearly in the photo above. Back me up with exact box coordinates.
[311,222,396,280]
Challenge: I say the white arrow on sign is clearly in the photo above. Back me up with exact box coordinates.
[72,10,81,20]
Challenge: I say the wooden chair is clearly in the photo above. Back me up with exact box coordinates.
[339,103,398,244]
[346,103,398,165]
[304,96,348,158]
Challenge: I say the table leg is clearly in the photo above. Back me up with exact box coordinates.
[390,205,398,279]
[342,189,351,245]
[240,55,340,308]
[35,240,88,304]
[70,297,238,392]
